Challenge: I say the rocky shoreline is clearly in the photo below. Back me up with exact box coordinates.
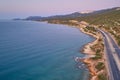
[40,20,108,80]
[79,26,107,80]
[80,28,98,80]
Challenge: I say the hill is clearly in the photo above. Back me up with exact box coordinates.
[24,7,120,45]
[39,7,120,45]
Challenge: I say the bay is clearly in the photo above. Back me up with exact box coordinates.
[0,20,93,80]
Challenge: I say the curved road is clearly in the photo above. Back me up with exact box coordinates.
[99,29,120,80]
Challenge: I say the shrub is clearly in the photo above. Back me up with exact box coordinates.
[92,52,102,60]
[95,62,105,71]
[98,74,107,80]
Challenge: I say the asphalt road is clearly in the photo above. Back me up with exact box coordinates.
[105,32,120,59]
[99,30,120,80]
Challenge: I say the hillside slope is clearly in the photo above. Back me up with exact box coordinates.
[42,7,120,45]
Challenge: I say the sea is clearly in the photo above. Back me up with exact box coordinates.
[0,20,93,80]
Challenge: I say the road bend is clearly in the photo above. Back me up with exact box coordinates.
[99,29,120,80]
[104,32,120,59]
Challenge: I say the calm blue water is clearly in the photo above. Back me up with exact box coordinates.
[0,21,93,80]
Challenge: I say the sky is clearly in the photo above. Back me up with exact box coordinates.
[0,0,120,19]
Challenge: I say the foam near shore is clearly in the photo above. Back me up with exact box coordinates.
[79,26,107,80]
[42,20,107,80]
[80,28,98,80]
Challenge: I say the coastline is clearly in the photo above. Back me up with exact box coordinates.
[30,20,107,80]
[44,21,107,80]
[79,25,107,80]
[48,21,106,80]
[79,28,98,80]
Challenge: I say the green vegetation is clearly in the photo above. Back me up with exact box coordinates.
[96,49,101,54]
[83,27,88,32]
[86,26,97,35]
[27,7,119,80]
[76,9,120,46]
[92,52,102,60]
[44,8,120,29]
[42,7,120,46]
[95,62,105,71]
[86,26,96,31]
[109,29,120,46]
[98,74,107,80]
[73,8,120,28]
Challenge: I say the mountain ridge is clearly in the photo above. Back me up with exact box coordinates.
[22,7,120,21]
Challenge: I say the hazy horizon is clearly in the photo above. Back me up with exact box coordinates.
[0,0,120,19]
